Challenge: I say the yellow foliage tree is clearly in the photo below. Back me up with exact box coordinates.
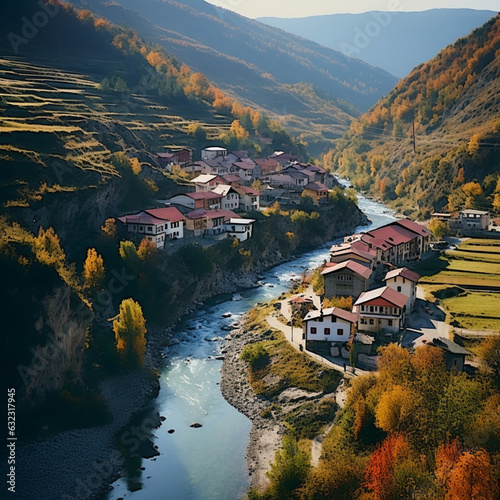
[113,298,147,367]
[83,248,105,291]
[101,218,117,238]
[468,134,480,155]
[229,119,249,141]
[33,227,66,268]
[137,238,158,262]
[375,385,418,433]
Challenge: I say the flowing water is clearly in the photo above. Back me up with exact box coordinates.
[107,192,396,500]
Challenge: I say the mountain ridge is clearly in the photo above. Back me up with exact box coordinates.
[69,0,398,152]
[258,9,497,78]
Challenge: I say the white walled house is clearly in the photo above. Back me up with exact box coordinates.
[118,207,186,247]
[212,184,240,211]
[353,286,408,333]
[226,218,255,241]
[383,267,420,313]
[201,146,228,161]
[233,185,260,211]
[145,208,186,240]
[303,307,358,344]
[191,174,225,192]
[117,212,167,248]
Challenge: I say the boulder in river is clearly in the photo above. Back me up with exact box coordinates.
[190,423,202,428]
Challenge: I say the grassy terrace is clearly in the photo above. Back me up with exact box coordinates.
[241,302,342,440]
[412,239,500,331]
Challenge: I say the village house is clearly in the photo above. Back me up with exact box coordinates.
[230,161,255,182]
[353,286,408,333]
[168,191,222,211]
[117,206,186,248]
[185,209,237,238]
[145,207,185,240]
[329,242,377,268]
[117,212,168,248]
[265,173,297,190]
[303,307,358,345]
[332,220,431,272]
[458,209,490,230]
[255,157,280,176]
[383,267,420,313]
[233,185,261,211]
[302,182,329,205]
[191,174,226,192]
[322,260,373,300]
[225,217,256,241]
[211,184,241,211]
[431,337,471,372]
[155,148,191,168]
[196,159,231,177]
[201,146,228,161]
[271,151,298,167]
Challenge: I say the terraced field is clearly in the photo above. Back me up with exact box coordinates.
[414,239,500,331]
[0,57,231,206]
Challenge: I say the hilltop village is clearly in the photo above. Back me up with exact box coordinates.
[117,146,336,248]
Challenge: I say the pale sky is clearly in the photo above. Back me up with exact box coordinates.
[205,0,499,18]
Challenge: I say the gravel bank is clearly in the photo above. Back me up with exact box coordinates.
[220,324,285,493]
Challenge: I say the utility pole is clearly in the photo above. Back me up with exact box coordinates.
[412,119,416,153]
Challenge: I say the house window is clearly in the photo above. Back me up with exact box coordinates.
[310,327,317,334]
[147,226,152,232]
[337,329,344,336]
[370,306,374,312]
[397,286,402,292]
[361,305,365,312]
[388,319,393,327]
[360,319,366,324]
[324,328,330,335]
[139,225,144,232]
[369,319,374,325]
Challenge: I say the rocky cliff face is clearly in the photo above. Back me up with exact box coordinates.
[18,283,93,409]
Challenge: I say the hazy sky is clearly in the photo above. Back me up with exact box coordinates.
[205,0,499,18]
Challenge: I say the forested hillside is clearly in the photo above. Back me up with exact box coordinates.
[0,0,312,411]
[324,14,500,218]
[68,0,398,153]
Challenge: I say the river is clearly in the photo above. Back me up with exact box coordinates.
[106,192,396,500]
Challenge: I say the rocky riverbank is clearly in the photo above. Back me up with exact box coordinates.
[220,323,286,492]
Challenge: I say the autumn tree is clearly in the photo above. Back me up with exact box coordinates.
[101,218,117,238]
[137,238,158,264]
[429,218,449,240]
[113,298,147,367]
[83,248,105,291]
[267,436,310,499]
[436,445,499,500]
[492,177,500,212]
[462,182,483,209]
[33,226,66,268]
[468,134,481,155]
[478,335,500,384]
[375,385,418,433]
[323,296,353,311]
[364,433,411,500]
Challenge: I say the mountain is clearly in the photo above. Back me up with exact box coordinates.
[69,0,398,153]
[258,9,497,78]
[324,14,500,218]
